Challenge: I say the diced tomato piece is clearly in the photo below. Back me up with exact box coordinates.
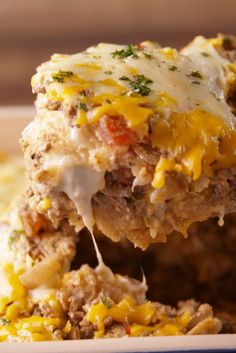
[136,43,145,50]
[97,115,138,146]
[124,321,131,336]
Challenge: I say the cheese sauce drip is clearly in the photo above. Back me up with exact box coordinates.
[57,165,111,272]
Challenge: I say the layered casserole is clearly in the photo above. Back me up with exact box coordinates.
[22,34,236,249]
[0,34,236,342]
[0,204,224,341]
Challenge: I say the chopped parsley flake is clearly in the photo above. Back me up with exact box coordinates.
[14,229,24,235]
[144,53,152,59]
[119,74,153,96]
[51,70,73,83]
[104,70,113,75]
[101,296,113,309]
[201,52,210,57]
[0,318,10,326]
[119,75,130,81]
[8,235,15,249]
[78,102,88,111]
[111,44,139,59]
[130,74,153,96]
[169,65,178,71]
[190,71,203,79]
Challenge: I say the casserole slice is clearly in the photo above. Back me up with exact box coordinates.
[21,35,236,249]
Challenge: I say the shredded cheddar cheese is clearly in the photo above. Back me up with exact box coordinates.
[75,63,101,70]
[151,110,236,188]
[42,197,52,210]
[160,47,178,60]
[32,35,236,189]
[0,316,61,342]
[155,91,176,108]
[87,296,155,336]
[90,99,153,126]
[87,295,192,337]
[0,263,65,342]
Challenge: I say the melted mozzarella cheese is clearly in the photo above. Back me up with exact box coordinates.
[57,165,105,232]
[57,165,114,272]
[33,40,234,126]
[31,38,236,217]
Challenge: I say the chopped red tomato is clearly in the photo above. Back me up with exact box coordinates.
[124,321,131,336]
[97,115,138,146]
[136,43,145,50]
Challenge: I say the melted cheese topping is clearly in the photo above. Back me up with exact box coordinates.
[0,264,65,342]
[57,165,105,231]
[34,39,233,124]
[0,316,61,342]
[33,37,236,191]
[57,165,112,273]
[151,109,236,188]
[87,295,191,337]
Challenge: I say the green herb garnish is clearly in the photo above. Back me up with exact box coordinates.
[201,52,210,57]
[104,70,113,75]
[8,235,15,249]
[129,74,153,96]
[78,102,88,111]
[190,71,203,79]
[111,44,139,59]
[101,296,113,309]
[144,53,152,59]
[119,75,130,81]
[169,65,177,71]
[51,70,73,83]
[0,318,10,326]
[14,229,24,235]
[119,74,153,96]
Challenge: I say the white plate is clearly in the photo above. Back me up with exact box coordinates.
[1,335,236,353]
[0,106,236,353]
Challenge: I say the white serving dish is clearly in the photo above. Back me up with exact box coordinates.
[0,106,236,353]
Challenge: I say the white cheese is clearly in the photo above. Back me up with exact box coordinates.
[33,40,235,127]
[57,165,105,232]
[57,165,115,272]
[20,253,62,290]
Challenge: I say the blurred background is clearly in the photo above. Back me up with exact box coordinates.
[1,0,236,105]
